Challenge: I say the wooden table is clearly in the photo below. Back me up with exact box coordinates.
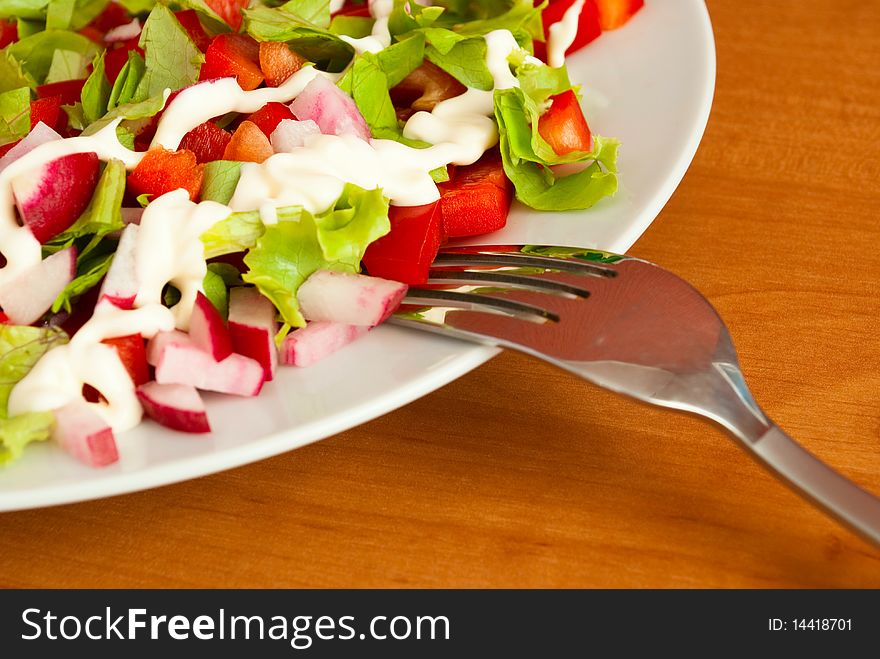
[2,0,880,588]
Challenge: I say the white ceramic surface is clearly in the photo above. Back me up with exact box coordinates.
[0,0,716,511]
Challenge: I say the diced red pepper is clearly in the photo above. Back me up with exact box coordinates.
[87,2,131,33]
[533,0,602,64]
[200,34,264,92]
[438,150,512,238]
[128,147,205,201]
[29,96,62,131]
[205,0,250,31]
[537,89,592,155]
[0,311,9,324]
[259,41,308,88]
[104,46,131,84]
[247,102,296,139]
[595,0,644,30]
[333,2,371,17]
[0,19,17,48]
[36,79,86,106]
[179,121,233,164]
[102,334,150,386]
[362,202,442,285]
[223,120,274,163]
[174,9,211,52]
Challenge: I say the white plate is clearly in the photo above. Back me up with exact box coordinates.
[0,1,716,511]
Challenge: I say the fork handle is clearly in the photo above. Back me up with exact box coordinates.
[750,425,880,545]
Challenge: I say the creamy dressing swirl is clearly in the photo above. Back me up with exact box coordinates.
[547,0,586,68]
[4,27,531,437]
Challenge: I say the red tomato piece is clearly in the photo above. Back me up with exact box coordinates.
[438,150,513,238]
[29,96,62,131]
[205,0,250,31]
[128,148,205,201]
[36,79,86,106]
[102,335,150,386]
[595,0,644,30]
[362,202,443,285]
[200,34,264,91]
[259,41,308,88]
[533,0,602,63]
[247,102,296,138]
[174,9,211,52]
[223,121,274,163]
[0,19,17,48]
[179,121,233,164]
[537,89,592,155]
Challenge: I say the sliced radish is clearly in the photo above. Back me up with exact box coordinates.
[289,75,371,141]
[136,381,211,434]
[298,270,408,327]
[0,247,76,325]
[148,331,265,396]
[0,122,62,174]
[189,291,232,361]
[104,18,141,43]
[281,321,368,368]
[121,207,143,225]
[228,287,277,381]
[12,152,101,243]
[269,118,321,152]
[99,224,139,309]
[52,402,119,467]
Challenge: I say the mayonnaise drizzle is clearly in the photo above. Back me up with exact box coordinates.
[547,0,585,68]
[5,27,533,436]
[339,0,394,55]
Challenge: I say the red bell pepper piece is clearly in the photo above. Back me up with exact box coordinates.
[259,42,308,88]
[36,79,86,106]
[533,0,602,64]
[29,96,62,131]
[0,19,17,48]
[595,0,644,30]
[438,150,513,238]
[174,9,211,52]
[333,3,372,17]
[537,89,592,155]
[200,34,264,92]
[247,102,296,138]
[179,121,233,164]
[86,2,131,33]
[102,335,150,386]
[223,120,274,163]
[0,311,10,324]
[205,0,250,31]
[362,202,442,285]
[127,147,205,201]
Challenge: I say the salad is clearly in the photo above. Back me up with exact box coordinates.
[0,0,642,468]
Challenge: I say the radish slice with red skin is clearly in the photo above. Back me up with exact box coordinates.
[188,291,233,361]
[99,224,139,309]
[298,270,408,327]
[281,321,368,368]
[228,287,277,381]
[0,247,76,325]
[0,122,61,174]
[52,402,119,467]
[269,118,320,152]
[136,382,211,434]
[289,75,371,141]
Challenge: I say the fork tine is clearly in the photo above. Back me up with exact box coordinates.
[426,269,591,298]
[403,288,559,323]
[433,251,618,278]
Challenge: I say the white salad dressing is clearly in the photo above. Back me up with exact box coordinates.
[329,0,345,12]
[547,0,586,68]
[338,0,394,55]
[5,26,535,436]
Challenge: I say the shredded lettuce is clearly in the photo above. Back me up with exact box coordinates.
[80,52,111,125]
[44,48,89,84]
[242,184,390,327]
[133,4,203,102]
[0,411,55,465]
[0,51,33,93]
[201,209,266,259]
[107,49,145,111]
[0,86,31,146]
[201,160,243,205]
[51,250,114,313]
[6,29,98,84]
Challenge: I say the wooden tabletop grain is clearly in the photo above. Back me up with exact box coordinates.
[3,0,880,589]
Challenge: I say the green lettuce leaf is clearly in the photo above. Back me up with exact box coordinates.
[81,52,111,125]
[0,411,55,466]
[201,160,243,205]
[133,3,203,102]
[452,0,544,40]
[107,49,145,110]
[0,86,31,146]
[46,0,76,30]
[388,0,445,36]
[70,0,112,30]
[51,250,114,313]
[0,51,33,93]
[0,324,68,417]
[425,35,492,90]
[44,48,89,84]
[0,1,50,21]
[202,266,229,318]
[6,29,99,84]
[330,15,373,39]
[201,209,266,259]
[242,185,390,327]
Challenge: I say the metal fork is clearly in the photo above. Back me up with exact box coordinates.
[390,245,880,546]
